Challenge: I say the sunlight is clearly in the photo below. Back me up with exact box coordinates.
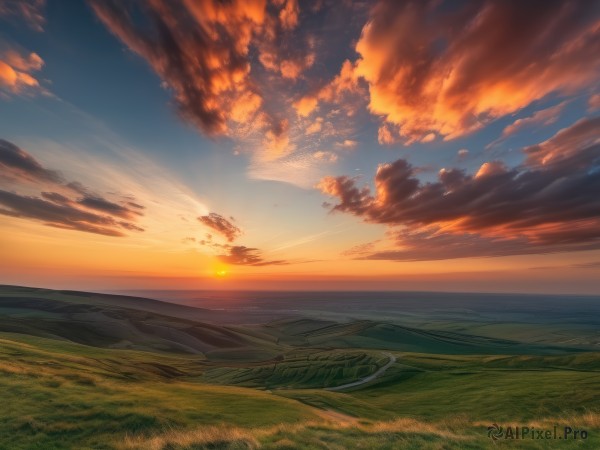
[214,267,228,278]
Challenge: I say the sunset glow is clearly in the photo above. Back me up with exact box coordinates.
[1,0,599,294]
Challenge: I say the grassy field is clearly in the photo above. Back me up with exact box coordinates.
[1,286,599,449]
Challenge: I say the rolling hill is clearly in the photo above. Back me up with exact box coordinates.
[1,285,599,449]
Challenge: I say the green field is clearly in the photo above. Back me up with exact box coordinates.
[1,286,599,449]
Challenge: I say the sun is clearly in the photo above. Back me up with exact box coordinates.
[215,269,228,278]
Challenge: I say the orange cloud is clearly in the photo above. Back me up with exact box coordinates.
[90,0,326,162]
[312,0,600,145]
[294,59,359,117]
[89,0,267,136]
[0,48,44,96]
[335,139,357,149]
[294,96,319,117]
[312,151,337,163]
[277,0,299,30]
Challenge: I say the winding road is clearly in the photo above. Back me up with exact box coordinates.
[325,352,397,391]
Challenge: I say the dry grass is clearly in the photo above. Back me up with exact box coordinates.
[122,424,261,450]
[122,410,600,449]
[473,411,600,428]
[120,413,464,449]
[365,417,462,439]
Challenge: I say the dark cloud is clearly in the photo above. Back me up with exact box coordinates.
[0,139,61,183]
[320,117,600,260]
[65,181,89,195]
[217,245,288,266]
[127,201,145,210]
[41,191,69,204]
[0,139,145,236]
[198,213,241,242]
[77,195,141,219]
[523,116,600,167]
[195,218,287,265]
[0,189,134,237]
[363,228,600,262]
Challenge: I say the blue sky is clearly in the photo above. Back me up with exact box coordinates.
[1,0,599,293]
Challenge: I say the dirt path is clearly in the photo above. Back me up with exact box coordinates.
[325,352,397,391]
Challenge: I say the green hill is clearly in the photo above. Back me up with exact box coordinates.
[1,285,599,449]
[0,286,280,357]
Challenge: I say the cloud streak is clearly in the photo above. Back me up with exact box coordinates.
[501,103,567,138]
[0,139,61,183]
[0,0,45,31]
[0,139,145,236]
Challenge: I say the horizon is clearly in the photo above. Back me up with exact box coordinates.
[5,283,600,299]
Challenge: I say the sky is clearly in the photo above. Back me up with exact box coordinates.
[1,0,600,294]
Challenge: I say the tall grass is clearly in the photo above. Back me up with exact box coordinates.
[119,415,464,449]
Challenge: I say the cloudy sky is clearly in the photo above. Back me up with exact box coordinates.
[1,0,599,293]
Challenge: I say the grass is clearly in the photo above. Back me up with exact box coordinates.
[201,349,387,389]
[119,413,600,449]
[0,334,316,450]
[276,352,600,422]
[1,286,599,449]
[2,333,599,448]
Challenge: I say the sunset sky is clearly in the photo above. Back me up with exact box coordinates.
[1,0,600,293]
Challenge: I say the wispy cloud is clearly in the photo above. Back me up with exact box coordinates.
[0,0,45,31]
[0,139,145,236]
[487,102,567,149]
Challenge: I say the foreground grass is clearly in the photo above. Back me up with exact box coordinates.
[1,332,599,449]
[0,334,316,450]
[120,413,600,449]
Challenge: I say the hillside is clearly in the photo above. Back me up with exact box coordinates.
[1,286,599,449]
